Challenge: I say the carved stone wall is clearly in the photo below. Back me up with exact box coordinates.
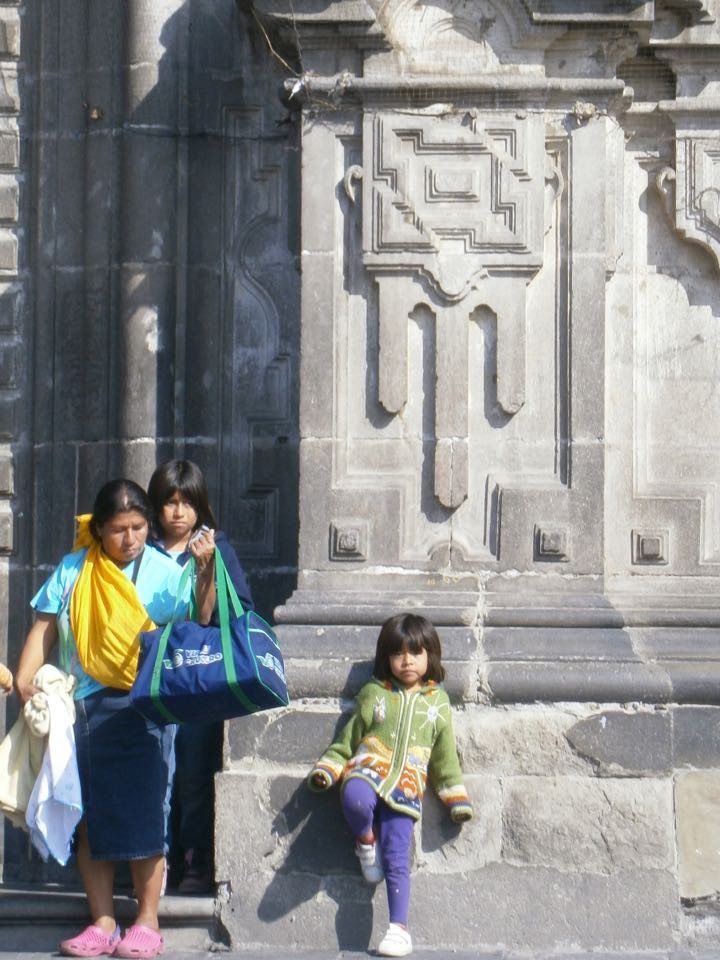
[215,0,720,952]
[5,0,720,952]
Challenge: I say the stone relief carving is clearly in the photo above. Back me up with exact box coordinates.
[355,109,551,511]
[365,0,541,74]
[656,137,720,272]
[331,114,569,561]
[632,530,669,565]
[534,524,569,562]
[221,108,295,560]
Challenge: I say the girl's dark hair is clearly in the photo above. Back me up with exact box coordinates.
[89,479,152,540]
[147,459,217,537]
[373,613,445,684]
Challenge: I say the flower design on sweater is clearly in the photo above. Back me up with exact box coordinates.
[416,697,447,735]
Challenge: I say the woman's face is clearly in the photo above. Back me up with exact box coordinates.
[97,510,149,566]
[160,491,198,545]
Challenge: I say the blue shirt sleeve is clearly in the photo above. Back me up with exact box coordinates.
[31,550,86,614]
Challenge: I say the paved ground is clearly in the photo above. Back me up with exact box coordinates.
[1,949,720,959]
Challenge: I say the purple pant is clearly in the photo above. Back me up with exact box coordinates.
[341,777,415,925]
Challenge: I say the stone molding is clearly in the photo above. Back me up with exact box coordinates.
[0,2,19,561]
[656,100,720,272]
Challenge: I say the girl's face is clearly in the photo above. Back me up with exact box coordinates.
[160,491,198,547]
[388,644,428,692]
[97,510,148,566]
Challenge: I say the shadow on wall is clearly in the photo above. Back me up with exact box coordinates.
[259,781,378,951]
[257,660,377,950]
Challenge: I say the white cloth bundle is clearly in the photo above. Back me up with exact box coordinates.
[0,665,82,864]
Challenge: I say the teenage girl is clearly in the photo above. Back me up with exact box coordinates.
[308,613,472,958]
[148,460,254,894]
[147,459,254,894]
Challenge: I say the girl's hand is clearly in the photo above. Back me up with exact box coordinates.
[190,529,217,625]
[309,770,332,791]
[189,527,216,576]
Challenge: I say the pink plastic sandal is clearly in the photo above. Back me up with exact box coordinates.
[59,925,121,957]
[113,924,164,959]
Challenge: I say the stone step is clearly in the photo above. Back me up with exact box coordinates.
[0,883,223,952]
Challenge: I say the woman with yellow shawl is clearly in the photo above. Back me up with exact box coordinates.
[14,478,216,959]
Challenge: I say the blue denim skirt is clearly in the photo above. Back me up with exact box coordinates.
[75,688,173,860]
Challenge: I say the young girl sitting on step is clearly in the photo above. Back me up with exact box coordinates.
[308,612,473,958]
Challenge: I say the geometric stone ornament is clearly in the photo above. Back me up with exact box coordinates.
[631,529,669,566]
[358,110,547,510]
[362,111,546,301]
[533,524,569,562]
[329,519,368,562]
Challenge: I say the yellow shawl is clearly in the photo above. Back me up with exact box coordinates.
[69,514,156,690]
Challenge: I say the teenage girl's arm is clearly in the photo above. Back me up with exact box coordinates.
[189,528,216,624]
[14,613,59,704]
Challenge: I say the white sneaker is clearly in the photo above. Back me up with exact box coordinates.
[355,840,384,883]
[377,923,413,957]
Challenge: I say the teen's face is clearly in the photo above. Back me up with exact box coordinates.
[389,645,428,692]
[97,510,148,566]
[160,492,198,542]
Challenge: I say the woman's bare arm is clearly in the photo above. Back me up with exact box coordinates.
[14,613,58,704]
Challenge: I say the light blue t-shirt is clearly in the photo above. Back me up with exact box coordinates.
[31,544,191,699]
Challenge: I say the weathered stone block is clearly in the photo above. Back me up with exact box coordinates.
[0,228,17,273]
[0,119,17,168]
[0,506,13,553]
[227,705,350,765]
[417,774,501,871]
[565,708,673,775]
[455,705,591,776]
[673,706,720,768]
[0,282,21,331]
[676,770,720,900]
[502,776,674,873]
[0,447,12,495]
[0,11,20,57]
[0,65,18,113]
[0,174,17,222]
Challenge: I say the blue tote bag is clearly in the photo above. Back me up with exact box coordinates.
[130,550,289,725]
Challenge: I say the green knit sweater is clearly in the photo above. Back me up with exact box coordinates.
[308,678,473,822]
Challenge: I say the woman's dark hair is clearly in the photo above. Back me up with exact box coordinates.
[89,479,152,540]
[373,613,445,684]
[147,459,217,538]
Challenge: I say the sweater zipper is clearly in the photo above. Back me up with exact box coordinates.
[379,687,418,800]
